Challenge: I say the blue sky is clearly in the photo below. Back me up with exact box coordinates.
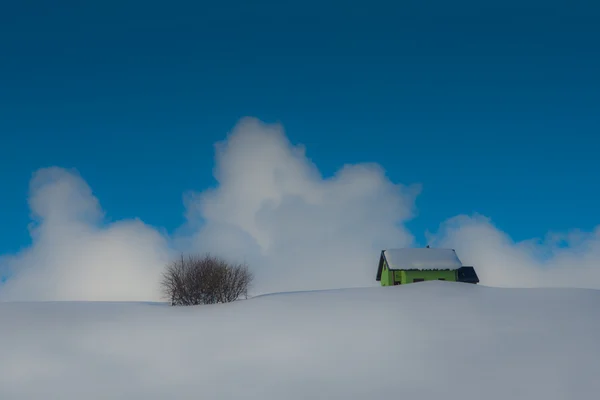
[1,0,599,259]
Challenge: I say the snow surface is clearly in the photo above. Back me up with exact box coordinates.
[384,247,463,270]
[1,282,599,399]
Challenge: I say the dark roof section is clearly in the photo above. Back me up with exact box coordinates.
[376,251,385,281]
[457,266,479,284]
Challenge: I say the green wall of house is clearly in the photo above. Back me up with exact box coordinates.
[381,267,389,286]
[380,268,457,286]
[399,270,457,283]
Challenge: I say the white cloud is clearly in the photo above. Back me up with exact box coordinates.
[180,117,420,294]
[1,117,599,301]
[428,214,600,289]
[0,168,173,301]
[0,118,419,300]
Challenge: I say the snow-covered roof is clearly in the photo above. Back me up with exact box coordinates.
[383,248,463,270]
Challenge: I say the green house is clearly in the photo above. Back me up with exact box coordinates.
[376,247,479,286]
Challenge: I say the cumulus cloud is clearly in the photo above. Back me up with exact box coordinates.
[0,168,173,301]
[0,118,419,300]
[1,117,599,301]
[428,214,600,289]
[181,118,420,294]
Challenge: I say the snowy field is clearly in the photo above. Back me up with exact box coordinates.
[1,281,599,399]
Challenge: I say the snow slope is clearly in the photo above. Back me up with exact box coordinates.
[1,281,599,399]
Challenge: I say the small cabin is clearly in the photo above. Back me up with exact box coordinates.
[376,247,479,286]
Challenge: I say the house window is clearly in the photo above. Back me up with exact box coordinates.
[413,278,425,283]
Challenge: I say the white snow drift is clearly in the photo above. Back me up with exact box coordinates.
[1,282,598,399]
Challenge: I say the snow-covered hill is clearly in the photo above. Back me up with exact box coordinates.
[1,281,599,399]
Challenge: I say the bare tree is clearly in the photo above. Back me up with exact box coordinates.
[161,253,253,306]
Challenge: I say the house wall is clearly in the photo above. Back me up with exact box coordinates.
[381,261,393,286]
[394,270,457,284]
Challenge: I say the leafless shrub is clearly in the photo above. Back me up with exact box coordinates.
[161,253,253,306]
